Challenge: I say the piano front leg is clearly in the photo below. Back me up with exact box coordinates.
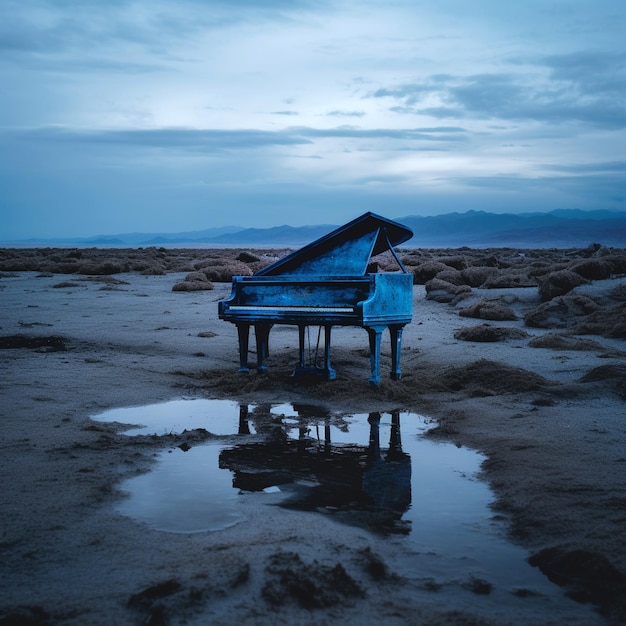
[254,323,271,372]
[324,325,336,380]
[389,324,405,381]
[298,324,306,370]
[366,325,385,386]
[236,323,250,372]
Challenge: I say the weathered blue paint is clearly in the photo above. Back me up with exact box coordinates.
[217,212,414,384]
[256,212,413,277]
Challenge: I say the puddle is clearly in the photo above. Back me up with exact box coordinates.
[91,398,250,437]
[92,399,568,600]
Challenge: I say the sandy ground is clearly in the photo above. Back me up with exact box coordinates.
[1,258,625,625]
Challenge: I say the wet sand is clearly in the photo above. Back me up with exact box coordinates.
[1,246,625,625]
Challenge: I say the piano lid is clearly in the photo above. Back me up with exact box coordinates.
[256,212,413,277]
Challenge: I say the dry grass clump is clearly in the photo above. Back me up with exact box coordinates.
[0,247,280,277]
[570,302,626,338]
[431,268,465,286]
[406,261,450,284]
[438,255,469,270]
[524,291,626,337]
[458,300,517,321]
[538,270,589,302]
[580,363,626,382]
[454,324,528,342]
[580,364,626,399]
[480,271,536,289]
[528,547,626,620]
[524,295,600,329]
[459,266,499,287]
[0,334,69,351]
[609,283,626,301]
[528,334,622,353]
[432,359,552,395]
[569,255,626,280]
[196,260,253,282]
[172,272,215,292]
[424,278,472,303]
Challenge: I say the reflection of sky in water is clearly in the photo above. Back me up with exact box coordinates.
[115,445,243,533]
[92,398,252,436]
[92,399,574,604]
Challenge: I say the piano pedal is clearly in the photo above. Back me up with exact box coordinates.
[291,366,337,380]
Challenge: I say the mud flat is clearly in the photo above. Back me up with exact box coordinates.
[1,245,625,625]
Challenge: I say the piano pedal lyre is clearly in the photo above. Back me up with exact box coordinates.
[291,325,336,380]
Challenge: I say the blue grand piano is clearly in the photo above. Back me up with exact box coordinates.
[218,212,413,385]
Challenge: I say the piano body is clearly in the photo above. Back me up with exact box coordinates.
[218,212,413,385]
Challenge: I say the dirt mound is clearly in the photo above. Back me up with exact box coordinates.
[570,255,626,280]
[571,302,626,338]
[524,295,600,329]
[432,359,552,395]
[425,278,472,304]
[579,364,626,399]
[528,334,623,355]
[538,270,589,302]
[458,300,517,321]
[172,271,215,292]
[529,547,626,620]
[454,325,528,342]
[525,295,626,338]
[262,551,364,609]
[0,334,68,351]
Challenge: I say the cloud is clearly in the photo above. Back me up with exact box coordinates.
[2,0,625,239]
[326,110,366,118]
[6,124,469,155]
[9,126,312,152]
[371,50,626,129]
[543,161,626,174]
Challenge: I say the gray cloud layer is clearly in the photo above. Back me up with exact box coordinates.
[1,0,625,238]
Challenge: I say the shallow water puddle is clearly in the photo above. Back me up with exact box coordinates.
[92,399,557,595]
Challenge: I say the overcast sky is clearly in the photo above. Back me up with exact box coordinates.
[1,0,625,239]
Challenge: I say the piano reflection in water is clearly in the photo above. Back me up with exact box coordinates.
[218,212,413,385]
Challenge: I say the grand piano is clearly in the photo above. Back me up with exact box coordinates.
[218,212,413,385]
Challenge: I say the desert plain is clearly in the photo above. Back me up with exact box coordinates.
[1,244,625,625]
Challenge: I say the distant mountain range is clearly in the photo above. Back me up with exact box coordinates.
[13,209,626,248]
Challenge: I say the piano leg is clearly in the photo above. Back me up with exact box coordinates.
[254,323,271,372]
[366,326,385,386]
[236,323,250,372]
[324,325,337,380]
[389,324,405,380]
[297,324,306,370]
